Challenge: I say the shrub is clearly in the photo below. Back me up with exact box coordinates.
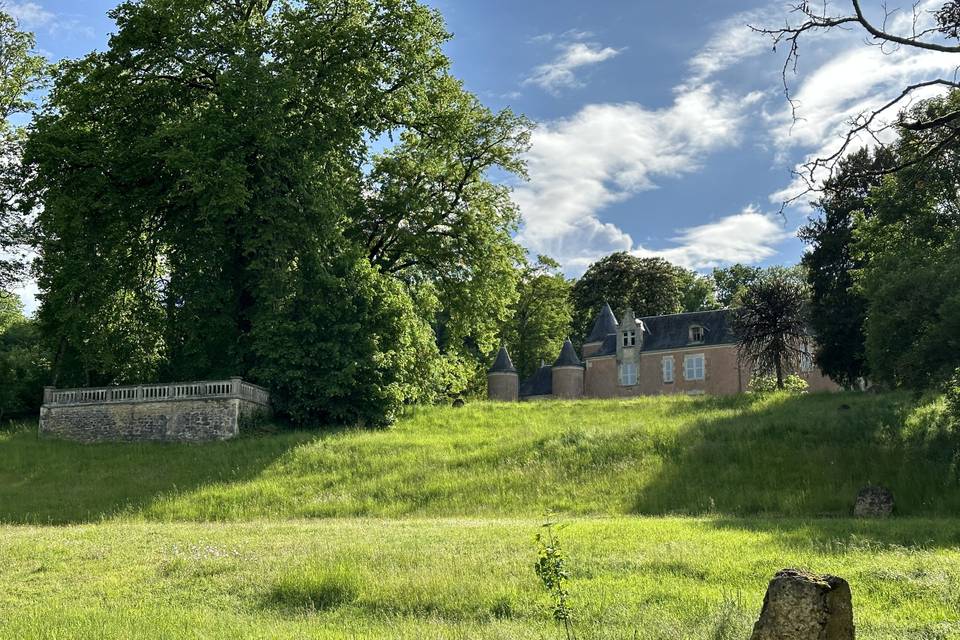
[748,374,809,395]
[251,253,439,428]
[945,368,960,426]
[269,565,360,611]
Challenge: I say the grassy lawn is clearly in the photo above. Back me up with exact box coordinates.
[2,518,959,639]
[1,393,959,638]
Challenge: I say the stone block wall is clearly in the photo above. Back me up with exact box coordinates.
[39,379,270,443]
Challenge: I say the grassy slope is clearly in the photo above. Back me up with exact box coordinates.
[0,391,957,523]
[1,392,959,639]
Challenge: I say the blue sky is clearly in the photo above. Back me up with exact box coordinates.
[7,0,958,310]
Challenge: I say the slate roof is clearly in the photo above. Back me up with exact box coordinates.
[585,302,619,343]
[585,308,736,356]
[519,365,553,398]
[594,333,619,357]
[553,339,583,367]
[488,346,516,373]
[638,309,736,352]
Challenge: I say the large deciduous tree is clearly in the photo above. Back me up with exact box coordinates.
[0,10,45,290]
[799,147,896,388]
[570,253,685,343]
[854,93,960,390]
[24,0,529,425]
[675,268,720,312]
[732,267,811,389]
[502,255,572,379]
[712,264,761,308]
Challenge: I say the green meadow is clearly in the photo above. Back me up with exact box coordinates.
[1,393,959,638]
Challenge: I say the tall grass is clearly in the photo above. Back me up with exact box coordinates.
[0,517,957,639]
[1,391,957,523]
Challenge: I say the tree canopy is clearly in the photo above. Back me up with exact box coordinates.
[502,255,572,379]
[0,9,46,290]
[24,0,530,425]
[571,253,695,343]
[854,93,960,390]
[799,147,896,388]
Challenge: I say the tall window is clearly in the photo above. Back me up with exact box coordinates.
[619,362,638,386]
[684,354,705,381]
[622,329,636,347]
[662,357,674,383]
[689,326,704,343]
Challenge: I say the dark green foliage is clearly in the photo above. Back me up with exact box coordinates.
[732,267,810,389]
[945,370,960,430]
[0,293,48,421]
[570,253,685,343]
[24,0,529,424]
[503,256,572,379]
[800,148,896,388]
[711,264,760,308]
[855,93,960,390]
[676,269,721,312]
[251,253,437,428]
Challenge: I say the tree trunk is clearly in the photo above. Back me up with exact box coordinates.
[775,355,784,389]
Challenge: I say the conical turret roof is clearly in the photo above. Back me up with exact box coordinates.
[553,339,582,368]
[585,302,619,343]
[489,346,517,373]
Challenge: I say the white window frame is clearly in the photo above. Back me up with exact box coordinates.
[619,362,638,386]
[684,353,705,381]
[689,325,704,343]
[622,330,636,347]
[662,357,674,383]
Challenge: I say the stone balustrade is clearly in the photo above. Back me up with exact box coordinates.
[40,377,271,443]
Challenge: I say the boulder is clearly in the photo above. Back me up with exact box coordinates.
[750,569,854,640]
[854,486,894,518]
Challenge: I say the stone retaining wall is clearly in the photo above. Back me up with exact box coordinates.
[39,378,270,443]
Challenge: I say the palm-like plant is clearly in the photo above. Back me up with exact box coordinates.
[733,268,811,389]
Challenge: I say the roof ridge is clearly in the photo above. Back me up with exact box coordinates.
[638,308,733,321]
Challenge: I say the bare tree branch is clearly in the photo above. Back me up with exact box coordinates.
[753,1,960,207]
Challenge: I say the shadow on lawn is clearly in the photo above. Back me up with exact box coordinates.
[0,425,323,525]
[631,391,960,519]
[706,516,960,550]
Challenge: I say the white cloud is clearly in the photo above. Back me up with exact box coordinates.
[525,40,624,94]
[513,85,762,269]
[5,1,55,28]
[749,0,960,204]
[766,36,959,203]
[6,1,94,38]
[687,6,782,84]
[636,206,791,269]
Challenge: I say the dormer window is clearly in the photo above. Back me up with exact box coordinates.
[689,325,704,343]
[622,329,636,347]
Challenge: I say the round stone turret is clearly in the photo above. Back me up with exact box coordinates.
[552,339,584,399]
[487,346,519,402]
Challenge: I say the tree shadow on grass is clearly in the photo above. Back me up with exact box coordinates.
[0,424,327,525]
[705,516,960,550]
[630,391,960,521]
